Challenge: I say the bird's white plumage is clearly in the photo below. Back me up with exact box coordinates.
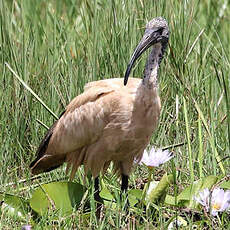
[30,17,169,186]
[31,77,161,179]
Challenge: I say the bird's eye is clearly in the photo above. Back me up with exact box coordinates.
[157,28,164,35]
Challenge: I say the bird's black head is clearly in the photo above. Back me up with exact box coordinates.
[124,17,169,85]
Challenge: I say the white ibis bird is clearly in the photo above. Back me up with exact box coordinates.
[30,17,169,200]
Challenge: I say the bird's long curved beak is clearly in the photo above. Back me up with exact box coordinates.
[124,29,160,86]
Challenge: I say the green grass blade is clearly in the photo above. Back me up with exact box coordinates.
[183,97,194,182]
[5,62,58,120]
[193,98,225,175]
[198,115,204,178]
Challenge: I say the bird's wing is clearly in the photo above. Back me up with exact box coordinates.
[30,86,115,174]
[48,87,115,153]
[84,77,141,91]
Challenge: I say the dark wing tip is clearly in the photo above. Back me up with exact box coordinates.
[30,111,65,170]
[29,126,54,169]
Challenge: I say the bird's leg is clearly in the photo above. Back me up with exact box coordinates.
[120,174,129,211]
[121,174,129,192]
[94,177,103,218]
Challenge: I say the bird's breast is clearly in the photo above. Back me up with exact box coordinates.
[104,86,161,160]
[131,86,161,136]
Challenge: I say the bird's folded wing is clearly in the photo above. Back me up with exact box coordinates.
[30,87,115,174]
[47,87,115,154]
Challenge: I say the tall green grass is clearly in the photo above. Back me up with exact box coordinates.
[0,0,229,228]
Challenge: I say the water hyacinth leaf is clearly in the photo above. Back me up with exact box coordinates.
[127,194,138,207]
[99,186,116,208]
[129,189,143,200]
[29,188,49,215]
[99,187,114,201]
[220,181,230,190]
[164,195,176,206]
[200,175,219,190]
[177,175,219,208]
[148,174,173,203]
[29,182,85,216]
[0,193,29,219]
[128,189,143,207]
[176,180,203,206]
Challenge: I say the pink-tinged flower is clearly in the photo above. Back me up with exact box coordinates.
[139,147,173,168]
[194,187,230,216]
[194,188,210,209]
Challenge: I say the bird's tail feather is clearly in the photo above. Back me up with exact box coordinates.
[30,111,66,174]
[30,153,66,174]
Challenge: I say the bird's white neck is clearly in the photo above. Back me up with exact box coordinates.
[142,43,163,88]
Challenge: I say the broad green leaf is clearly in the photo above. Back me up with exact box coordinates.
[148,174,173,203]
[100,187,114,201]
[0,193,29,220]
[177,175,219,208]
[220,181,230,190]
[29,187,49,215]
[29,181,85,216]
[177,180,203,205]
[128,189,142,200]
[99,186,117,209]
[200,175,219,190]
[128,189,143,207]
[164,195,176,206]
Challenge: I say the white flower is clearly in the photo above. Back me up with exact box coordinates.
[139,147,173,168]
[194,188,210,210]
[21,225,32,230]
[194,187,230,216]
[211,188,230,216]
